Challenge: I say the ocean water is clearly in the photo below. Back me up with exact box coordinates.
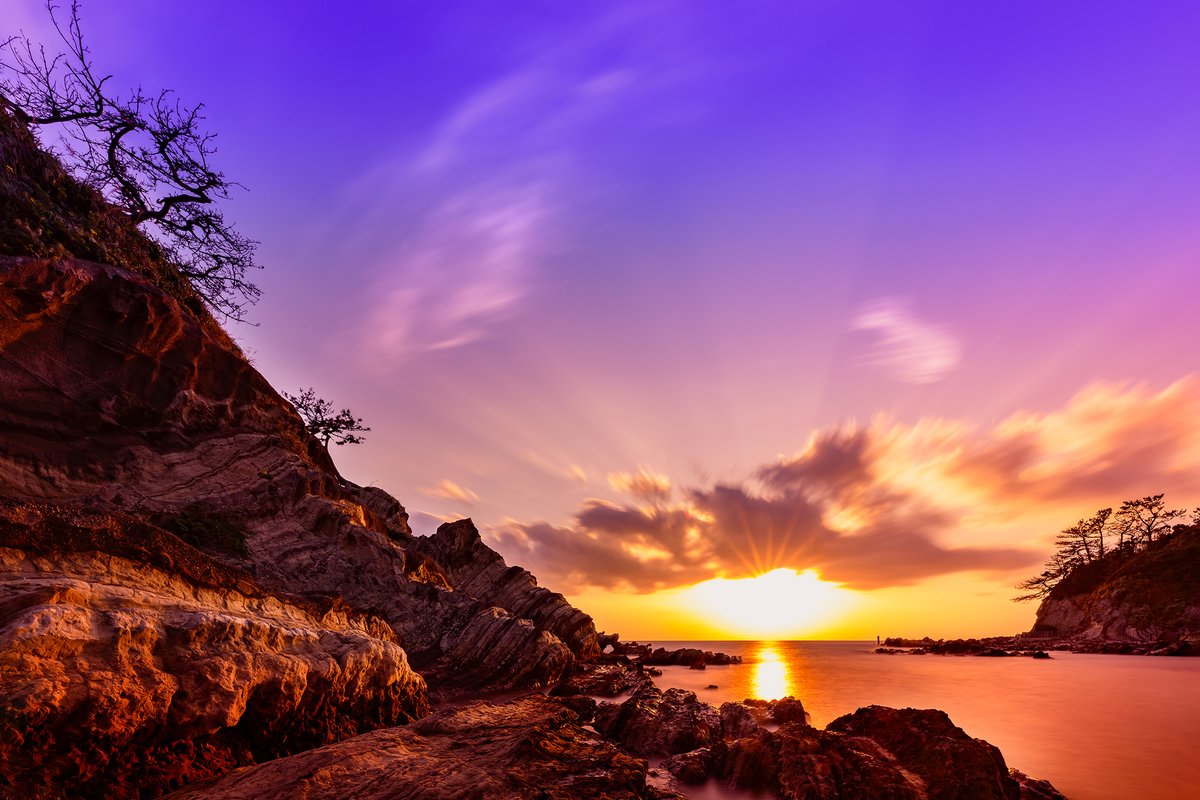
[648,641,1200,800]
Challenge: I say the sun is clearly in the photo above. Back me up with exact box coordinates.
[680,568,857,639]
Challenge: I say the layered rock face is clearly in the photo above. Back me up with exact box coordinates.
[0,253,600,793]
[414,519,600,660]
[160,695,677,800]
[0,254,593,691]
[0,502,427,797]
[1030,527,1200,644]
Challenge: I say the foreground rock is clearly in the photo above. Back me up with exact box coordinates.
[827,706,1017,799]
[594,684,721,757]
[162,694,681,800]
[0,502,427,798]
[579,663,1052,800]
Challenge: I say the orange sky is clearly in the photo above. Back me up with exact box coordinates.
[483,377,1200,640]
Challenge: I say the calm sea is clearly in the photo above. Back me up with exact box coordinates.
[648,641,1200,800]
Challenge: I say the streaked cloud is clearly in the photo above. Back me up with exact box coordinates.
[420,479,480,504]
[852,298,962,384]
[607,468,672,502]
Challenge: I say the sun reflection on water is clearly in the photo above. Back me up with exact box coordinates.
[751,644,794,699]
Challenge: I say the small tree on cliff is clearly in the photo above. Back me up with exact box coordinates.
[283,388,370,448]
[0,1,260,320]
[1113,495,1184,549]
[1015,494,1189,602]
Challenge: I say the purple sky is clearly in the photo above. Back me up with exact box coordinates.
[12,0,1200,636]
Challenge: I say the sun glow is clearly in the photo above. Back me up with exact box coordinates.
[680,568,858,639]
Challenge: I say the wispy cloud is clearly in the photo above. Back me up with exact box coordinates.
[420,479,480,504]
[853,298,962,384]
[342,6,705,363]
[364,182,550,359]
[608,468,672,502]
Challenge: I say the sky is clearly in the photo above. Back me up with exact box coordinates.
[8,0,1200,639]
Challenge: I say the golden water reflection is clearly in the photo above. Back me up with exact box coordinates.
[751,644,794,699]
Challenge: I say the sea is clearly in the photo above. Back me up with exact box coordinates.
[646,640,1200,800]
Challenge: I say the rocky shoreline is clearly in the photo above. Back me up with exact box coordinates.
[877,635,1197,658]
[163,662,1066,800]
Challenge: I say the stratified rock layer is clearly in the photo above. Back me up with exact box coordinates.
[161,694,680,800]
[0,255,591,692]
[0,502,427,798]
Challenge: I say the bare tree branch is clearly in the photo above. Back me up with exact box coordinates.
[0,1,260,321]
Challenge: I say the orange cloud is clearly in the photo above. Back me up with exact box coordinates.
[420,479,480,504]
[493,377,1200,595]
[607,468,671,502]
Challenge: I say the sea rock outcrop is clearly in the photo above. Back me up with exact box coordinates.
[826,706,1019,800]
[648,701,1033,800]
[594,684,721,757]
[1029,527,1200,645]
[0,502,427,798]
[161,694,682,800]
[712,723,927,799]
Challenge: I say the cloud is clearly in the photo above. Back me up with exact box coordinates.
[852,298,962,384]
[490,377,1200,594]
[420,479,480,504]
[608,468,672,502]
[346,7,702,363]
[363,182,550,359]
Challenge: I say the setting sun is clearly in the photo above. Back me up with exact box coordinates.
[680,568,858,639]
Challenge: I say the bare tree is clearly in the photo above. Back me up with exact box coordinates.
[283,388,370,447]
[0,1,260,320]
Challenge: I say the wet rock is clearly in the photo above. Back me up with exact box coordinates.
[1010,769,1068,799]
[661,747,714,785]
[594,685,720,757]
[550,663,651,698]
[1031,651,1052,659]
[768,696,809,724]
[740,696,809,725]
[827,706,1020,800]
[642,646,742,666]
[713,723,925,799]
[719,702,762,740]
[163,694,678,800]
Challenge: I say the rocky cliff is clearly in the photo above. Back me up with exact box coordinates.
[1030,526,1200,645]
[0,107,597,797]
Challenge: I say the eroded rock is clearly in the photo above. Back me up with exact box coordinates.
[827,706,1020,800]
[0,503,427,798]
[162,694,680,800]
[594,685,720,757]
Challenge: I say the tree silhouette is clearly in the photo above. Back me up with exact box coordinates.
[0,1,260,320]
[283,388,370,447]
[1114,495,1184,549]
[1015,495,1188,603]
